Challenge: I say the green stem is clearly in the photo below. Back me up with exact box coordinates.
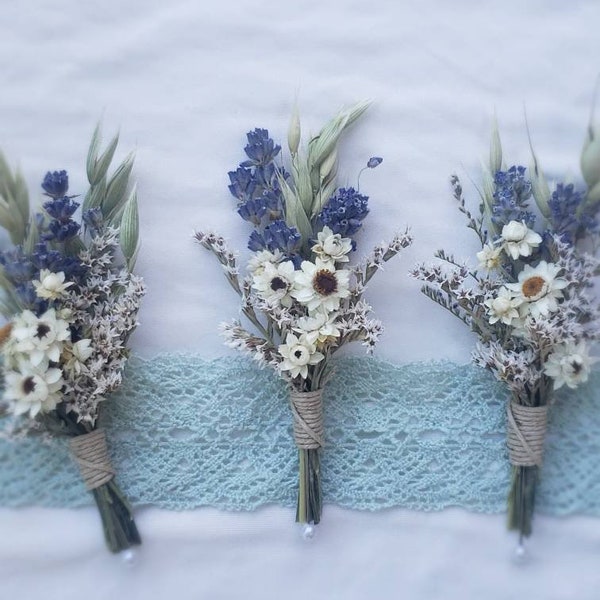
[507,465,538,540]
[92,479,141,553]
[295,448,322,525]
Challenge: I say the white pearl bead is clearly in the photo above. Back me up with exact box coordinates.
[302,524,316,541]
[120,548,137,565]
[512,542,528,564]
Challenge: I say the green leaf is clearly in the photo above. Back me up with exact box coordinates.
[13,170,30,226]
[119,188,140,271]
[104,153,134,222]
[81,174,107,213]
[23,216,39,255]
[88,126,119,186]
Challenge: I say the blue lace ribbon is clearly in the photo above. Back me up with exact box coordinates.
[1,355,598,514]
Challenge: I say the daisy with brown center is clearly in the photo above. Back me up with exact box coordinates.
[544,341,597,390]
[11,308,71,366]
[278,332,325,379]
[507,261,569,319]
[4,360,64,417]
[252,260,296,307]
[292,258,350,313]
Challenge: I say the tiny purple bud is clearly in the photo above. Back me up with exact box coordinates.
[367,156,383,169]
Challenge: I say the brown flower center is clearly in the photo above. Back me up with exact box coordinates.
[22,376,36,395]
[521,276,546,299]
[571,360,583,375]
[270,277,287,292]
[35,323,51,340]
[313,270,338,296]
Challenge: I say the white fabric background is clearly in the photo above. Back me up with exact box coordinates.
[1,1,599,598]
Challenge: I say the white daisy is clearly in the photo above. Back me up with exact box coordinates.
[294,310,341,345]
[501,220,542,260]
[507,261,568,319]
[476,243,502,271]
[4,363,64,417]
[252,260,296,307]
[484,287,522,326]
[247,249,284,276]
[292,259,351,313]
[544,341,596,390]
[32,270,73,300]
[278,332,324,379]
[11,309,71,366]
[312,226,353,265]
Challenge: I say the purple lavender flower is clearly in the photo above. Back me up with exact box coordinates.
[43,196,79,221]
[0,247,35,283]
[42,196,80,241]
[41,170,69,198]
[241,129,281,167]
[547,183,597,245]
[248,219,301,256]
[32,242,86,280]
[491,166,535,229]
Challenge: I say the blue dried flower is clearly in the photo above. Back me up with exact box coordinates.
[43,196,79,221]
[547,183,597,245]
[45,219,80,242]
[42,196,80,241]
[491,166,535,229]
[0,247,35,283]
[238,197,269,226]
[82,208,104,232]
[318,187,369,240]
[42,170,69,198]
[228,167,256,202]
[32,242,86,281]
[367,157,383,169]
[241,129,281,167]
[248,219,301,255]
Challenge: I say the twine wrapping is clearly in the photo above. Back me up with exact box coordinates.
[506,402,548,467]
[70,429,115,490]
[289,389,324,450]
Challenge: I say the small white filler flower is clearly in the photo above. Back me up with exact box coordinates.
[501,220,542,260]
[247,249,284,276]
[476,243,503,271]
[544,341,596,390]
[311,226,353,265]
[484,287,522,326]
[32,269,73,300]
[294,310,341,344]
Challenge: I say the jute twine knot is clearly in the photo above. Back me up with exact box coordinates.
[70,429,115,490]
[289,389,324,450]
[506,402,548,467]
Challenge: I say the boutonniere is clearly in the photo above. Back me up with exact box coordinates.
[197,103,412,534]
[413,112,600,554]
[0,126,145,553]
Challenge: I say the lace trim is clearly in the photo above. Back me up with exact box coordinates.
[1,355,598,515]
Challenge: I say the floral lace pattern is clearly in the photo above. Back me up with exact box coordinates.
[1,355,598,514]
